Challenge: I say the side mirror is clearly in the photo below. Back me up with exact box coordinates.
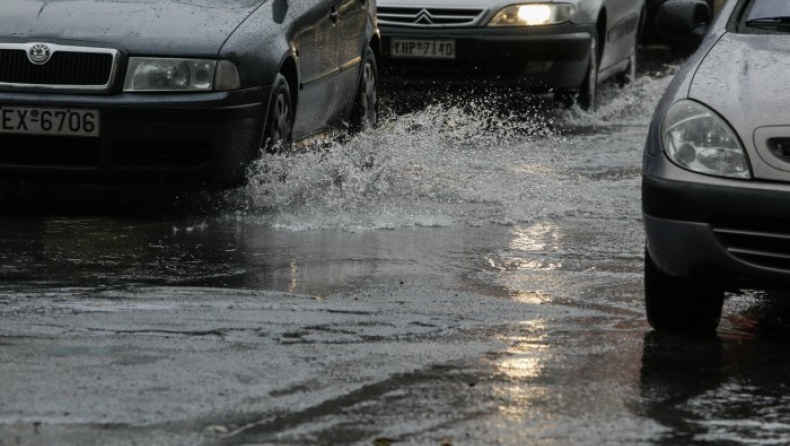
[656,0,713,45]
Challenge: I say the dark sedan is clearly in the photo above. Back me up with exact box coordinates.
[643,0,790,333]
[0,0,380,185]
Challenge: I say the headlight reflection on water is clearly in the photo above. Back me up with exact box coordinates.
[493,320,548,378]
[489,320,550,418]
[487,223,563,271]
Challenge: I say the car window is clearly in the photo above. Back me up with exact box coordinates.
[740,0,790,33]
[746,0,790,21]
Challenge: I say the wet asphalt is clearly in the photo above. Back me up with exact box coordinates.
[2,48,790,446]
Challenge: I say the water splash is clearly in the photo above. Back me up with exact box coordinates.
[237,67,676,232]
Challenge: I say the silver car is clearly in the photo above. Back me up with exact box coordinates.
[643,0,790,333]
[376,0,645,110]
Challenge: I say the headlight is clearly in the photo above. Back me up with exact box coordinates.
[488,4,575,27]
[661,100,751,179]
[123,58,240,92]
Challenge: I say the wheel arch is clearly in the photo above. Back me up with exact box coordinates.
[278,55,299,117]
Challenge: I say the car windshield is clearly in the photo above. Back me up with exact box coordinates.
[746,0,790,24]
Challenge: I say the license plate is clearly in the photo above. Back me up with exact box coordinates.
[0,106,100,137]
[391,39,456,59]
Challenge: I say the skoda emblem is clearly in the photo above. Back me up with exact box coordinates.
[27,44,52,65]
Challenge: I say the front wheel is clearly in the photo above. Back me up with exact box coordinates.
[644,249,725,334]
[577,34,599,111]
[263,73,294,154]
[554,34,598,111]
[349,47,378,133]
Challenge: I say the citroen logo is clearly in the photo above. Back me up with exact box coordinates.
[415,9,434,25]
[27,43,52,65]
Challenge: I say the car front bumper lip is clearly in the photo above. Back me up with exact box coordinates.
[379,24,593,88]
[643,172,790,287]
[0,87,269,179]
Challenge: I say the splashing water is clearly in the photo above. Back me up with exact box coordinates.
[238,68,676,232]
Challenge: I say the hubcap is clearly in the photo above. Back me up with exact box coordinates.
[360,62,377,129]
[271,91,291,147]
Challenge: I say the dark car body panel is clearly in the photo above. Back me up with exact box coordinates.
[643,0,719,45]
[1,0,263,57]
[0,0,379,183]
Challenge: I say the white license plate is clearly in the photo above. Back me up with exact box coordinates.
[391,39,456,59]
[0,106,100,137]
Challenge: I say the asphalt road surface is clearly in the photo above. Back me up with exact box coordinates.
[3,49,790,446]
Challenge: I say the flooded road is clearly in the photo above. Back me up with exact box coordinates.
[3,50,790,446]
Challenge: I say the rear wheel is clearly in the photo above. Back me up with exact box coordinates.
[263,73,293,154]
[644,249,725,334]
[349,47,378,133]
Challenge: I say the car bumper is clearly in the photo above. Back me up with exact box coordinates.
[379,24,594,88]
[0,87,269,182]
[643,161,790,289]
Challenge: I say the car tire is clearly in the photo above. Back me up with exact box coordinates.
[349,47,378,133]
[263,73,293,154]
[644,249,725,334]
[575,34,598,111]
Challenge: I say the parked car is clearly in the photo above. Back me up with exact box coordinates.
[376,0,645,110]
[0,0,380,185]
[643,0,790,333]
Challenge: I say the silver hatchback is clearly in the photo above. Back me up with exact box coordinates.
[377,0,645,110]
[643,0,790,333]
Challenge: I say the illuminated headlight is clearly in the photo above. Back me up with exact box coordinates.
[123,58,240,92]
[661,100,751,179]
[488,4,575,27]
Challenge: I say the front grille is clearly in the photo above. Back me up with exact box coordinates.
[0,134,100,167]
[713,220,790,271]
[378,6,487,27]
[0,43,118,91]
[0,50,113,86]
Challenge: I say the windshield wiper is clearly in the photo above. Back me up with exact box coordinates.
[747,16,790,27]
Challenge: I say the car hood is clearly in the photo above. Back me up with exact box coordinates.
[377,0,510,7]
[690,32,790,132]
[690,32,790,179]
[1,0,267,56]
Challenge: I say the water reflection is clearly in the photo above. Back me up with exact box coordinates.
[640,303,790,446]
[487,223,564,272]
[509,223,562,253]
[488,320,549,420]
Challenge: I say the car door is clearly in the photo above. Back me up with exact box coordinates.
[334,0,370,113]
[292,0,339,138]
[599,0,642,72]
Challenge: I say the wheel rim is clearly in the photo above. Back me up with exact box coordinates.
[359,61,377,130]
[270,90,291,148]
